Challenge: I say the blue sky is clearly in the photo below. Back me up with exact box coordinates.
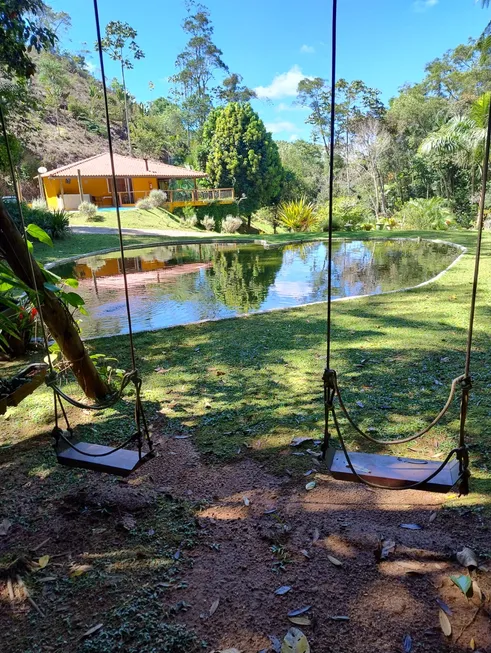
[50,0,489,141]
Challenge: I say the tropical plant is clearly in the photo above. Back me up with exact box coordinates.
[252,206,281,233]
[360,222,374,231]
[148,189,167,208]
[6,202,69,238]
[394,197,455,230]
[278,198,317,232]
[202,215,215,231]
[315,204,343,232]
[221,215,242,233]
[47,209,70,238]
[78,201,98,221]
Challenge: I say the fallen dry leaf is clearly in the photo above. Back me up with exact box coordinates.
[288,616,311,626]
[219,649,240,653]
[312,528,320,544]
[472,580,482,602]
[330,615,349,621]
[0,518,12,536]
[288,606,312,617]
[456,547,478,569]
[436,598,452,616]
[300,550,311,559]
[38,555,50,569]
[403,633,412,652]
[399,523,422,530]
[290,436,313,448]
[243,496,250,507]
[429,512,437,523]
[281,627,310,653]
[451,574,472,596]
[470,637,476,651]
[439,609,452,637]
[275,585,292,596]
[69,564,93,578]
[327,555,343,567]
[305,481,316,491]
[81,623,103,639]
[209,598,220,616]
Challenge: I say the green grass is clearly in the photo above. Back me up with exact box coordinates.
[70,207,202,232]
[6,229,491,509]
[70,206,278,234]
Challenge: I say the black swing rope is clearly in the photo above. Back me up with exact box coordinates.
[0,0,153,462]
[321,0,490,493]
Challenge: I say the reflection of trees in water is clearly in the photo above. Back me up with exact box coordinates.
[306,240,457,298]
[206,247,285,311]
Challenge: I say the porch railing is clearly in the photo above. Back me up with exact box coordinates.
[95,188,235,207]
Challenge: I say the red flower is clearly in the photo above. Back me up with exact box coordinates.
[31,307,38,317]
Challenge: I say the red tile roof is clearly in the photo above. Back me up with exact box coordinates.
[41,152,207,179]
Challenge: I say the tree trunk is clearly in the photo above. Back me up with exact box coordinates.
[0,202,109,400]
[121,60,132,156]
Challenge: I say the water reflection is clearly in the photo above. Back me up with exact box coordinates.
[54,240,459,338]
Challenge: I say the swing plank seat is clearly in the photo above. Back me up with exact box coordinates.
[325,448,461,493]
[56,440,155,477]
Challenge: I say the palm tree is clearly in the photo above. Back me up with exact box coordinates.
[419,93,490,197]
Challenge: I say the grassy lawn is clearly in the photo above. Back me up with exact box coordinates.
[6,228,491,509]
[69,206,279,234]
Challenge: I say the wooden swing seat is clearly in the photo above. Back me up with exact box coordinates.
[56,440,155,476]
[325,448,461,493]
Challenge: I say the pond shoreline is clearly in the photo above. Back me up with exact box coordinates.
[52,236,466,341]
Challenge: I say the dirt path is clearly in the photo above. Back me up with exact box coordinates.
[142,436,491,653]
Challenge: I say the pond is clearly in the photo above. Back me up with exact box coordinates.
[53,239,460,338]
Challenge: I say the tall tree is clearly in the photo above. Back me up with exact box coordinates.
[297,77,331,156]
[0,0,108,400]
[98,21,145,155]
[0,0,56,78]
[216,73,256,104]
[38,53,69,132]
[199,102,284,219]
[170,1,229,134]
[131,98,188,162]
[276,139,325,202]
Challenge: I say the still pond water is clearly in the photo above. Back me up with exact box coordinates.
[54,240,459,338]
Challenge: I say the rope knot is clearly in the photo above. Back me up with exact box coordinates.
[459,376,472,391]
[323,368,336,389]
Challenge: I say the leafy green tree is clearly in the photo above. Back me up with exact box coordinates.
[131,100,188,162]
[98,20,145,155]
[0,0,56,79]
[38,53,69,132]
[297,77,331,155]
[217,73,256,103]
[199,102,284,218]
[171,1,228,134]
[276,139,325,202]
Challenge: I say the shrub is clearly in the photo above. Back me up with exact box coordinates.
[315,204,343,232]
[47,209,70,238]
[148,189,167,208]
[394,197,455,230]
[31,198,48,210]
[332,196,369,228]
[221,215,243,233]
[185,215,199,228]
[202,215,216,231]
[77,201,99,221]
[4,201,69,239]
[360,222,374,231]
[136,197,154,211]
[278,198,317,232]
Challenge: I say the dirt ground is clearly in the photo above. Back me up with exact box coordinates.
[1,429,490,653]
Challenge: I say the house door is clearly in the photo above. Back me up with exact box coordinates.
[109,178,134,205]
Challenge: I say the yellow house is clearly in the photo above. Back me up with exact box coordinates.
[39,152,234,211]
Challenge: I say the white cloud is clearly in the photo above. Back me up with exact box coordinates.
[289,134,300,142]
[85,61,96,73]
[255,65,311,100]
[412,0,438,12]
[265,120,297,134]
[276,102,309,112]
[300,44,315,54]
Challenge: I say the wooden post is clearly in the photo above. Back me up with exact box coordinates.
[59,180,64,210]
[193,178,198,203]
[77,169,84,204]
[0,201,109,400]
